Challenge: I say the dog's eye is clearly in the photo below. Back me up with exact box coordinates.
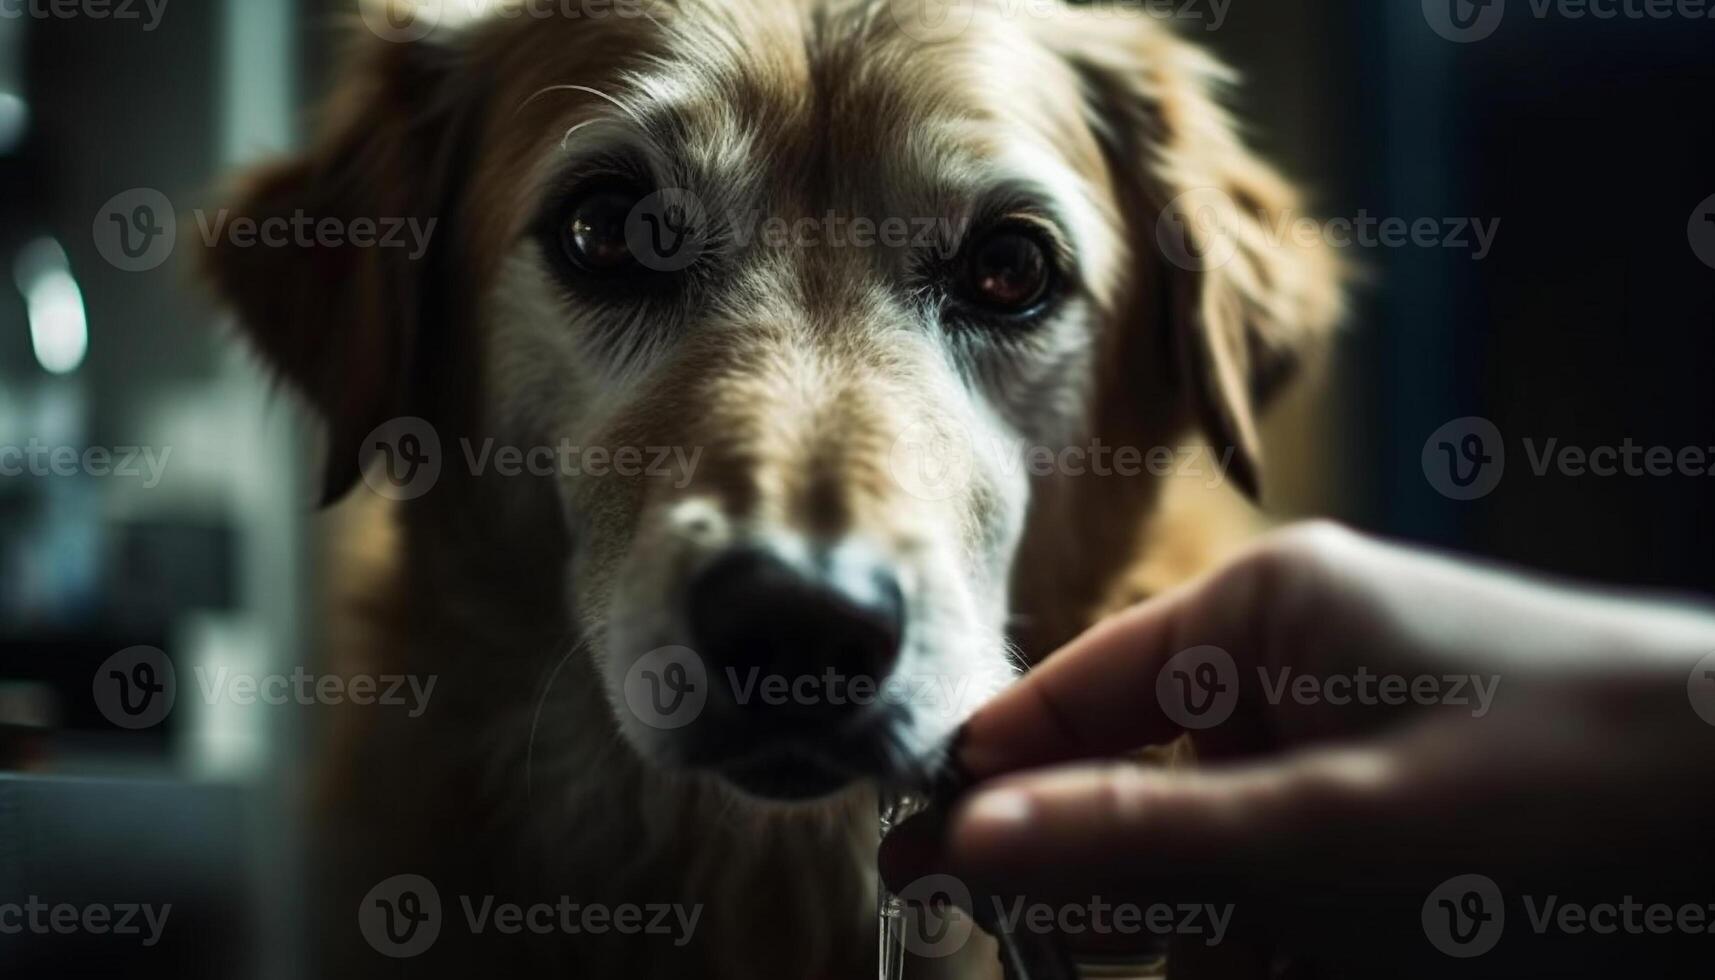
[560,186,644,273]
[961,227,1053,315]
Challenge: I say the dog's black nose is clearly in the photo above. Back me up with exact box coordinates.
[687,547,904,718]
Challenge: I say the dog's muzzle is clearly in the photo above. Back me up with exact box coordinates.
[683,542,908,801]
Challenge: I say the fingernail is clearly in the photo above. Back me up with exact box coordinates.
[962,788,1033,833]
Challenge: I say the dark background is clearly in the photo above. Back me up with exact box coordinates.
[1207,1,1715,593]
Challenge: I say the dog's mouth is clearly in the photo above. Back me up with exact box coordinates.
[718,747,856,801]
[683,703,928,803]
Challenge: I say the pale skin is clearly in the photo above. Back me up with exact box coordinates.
[882,523,1715,977]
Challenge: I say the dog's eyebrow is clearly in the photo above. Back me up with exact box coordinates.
[520,83,658,135]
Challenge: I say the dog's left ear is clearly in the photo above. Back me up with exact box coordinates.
[1062,21,1344,500]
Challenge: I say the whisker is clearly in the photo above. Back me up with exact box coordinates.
[523,630,591,804]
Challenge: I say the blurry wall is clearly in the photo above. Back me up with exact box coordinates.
[1200,1,1715,597]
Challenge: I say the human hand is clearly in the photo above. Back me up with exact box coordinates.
[883,524,1715,977]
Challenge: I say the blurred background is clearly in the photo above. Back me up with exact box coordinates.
[0,0,1711,975]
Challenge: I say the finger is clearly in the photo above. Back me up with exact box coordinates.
[942,747,1406,903]
[960,562,1268,781]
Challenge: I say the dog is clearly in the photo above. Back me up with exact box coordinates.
[201,1,1340,975]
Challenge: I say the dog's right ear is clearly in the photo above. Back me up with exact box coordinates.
[202,31,472,505]
[1054,18,1344,501]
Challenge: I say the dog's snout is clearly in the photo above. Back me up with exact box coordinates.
[687,547,904,711]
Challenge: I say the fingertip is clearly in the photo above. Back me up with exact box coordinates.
[945,785,1036,866]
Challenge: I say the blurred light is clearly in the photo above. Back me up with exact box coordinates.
[13,238,89,375]
[0,91,25,154]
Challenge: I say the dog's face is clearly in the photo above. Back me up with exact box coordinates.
[206,0,1338,806]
